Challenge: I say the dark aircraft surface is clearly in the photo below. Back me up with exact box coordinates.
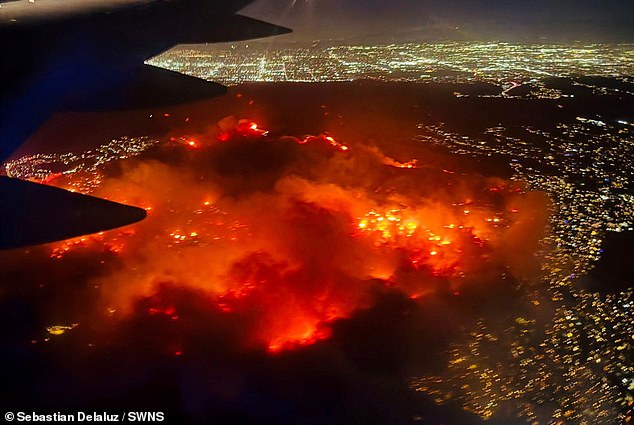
[0,0,290,249]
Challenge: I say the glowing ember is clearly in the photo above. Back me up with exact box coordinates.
[47,324,79,336]
[352,205,500,277]
[50,230,132,259]
[267,325,331,354]
[220,118,270,139]
[170,135,200,148]
[382,157,418,169]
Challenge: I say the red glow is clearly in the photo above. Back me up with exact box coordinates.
[216,121,351,155]
[41,117,538,354]
[219,119,270,139]
[382,156,418,169]
[50,230,133,259]
[235,119,268,136]
[39,172,63,184]
[267,324,332,354]
[321,134,349,152]
[148,306,177,316]
[170,136,200,148]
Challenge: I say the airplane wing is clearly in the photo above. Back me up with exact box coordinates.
[0,176,147,250]
[62,65,228,112]
[0,0,291,250]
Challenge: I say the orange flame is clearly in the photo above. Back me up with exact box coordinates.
[40,119,533,354]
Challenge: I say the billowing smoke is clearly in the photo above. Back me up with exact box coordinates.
[5,115,548,351]
[0,99,550,422]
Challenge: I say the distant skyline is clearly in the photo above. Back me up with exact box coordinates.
[151,42,634,86]
[241,0,634,42]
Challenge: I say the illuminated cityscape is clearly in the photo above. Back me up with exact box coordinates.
[412,116,634,422]
[3,40,633,425]
[149,41,634,94]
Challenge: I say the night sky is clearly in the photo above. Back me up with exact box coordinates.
[2,0,633,42]
[242,0,634,42]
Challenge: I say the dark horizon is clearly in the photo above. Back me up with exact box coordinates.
[242,0,634,43]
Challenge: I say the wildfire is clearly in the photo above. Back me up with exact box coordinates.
[354,207,481,277]
[321,135,349,152]
[170,135,200,148]
[382,157,418,169]
[50,230,132,259]
[267,323,332,354]
[37,116,539,354]
[218,119,270,141]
